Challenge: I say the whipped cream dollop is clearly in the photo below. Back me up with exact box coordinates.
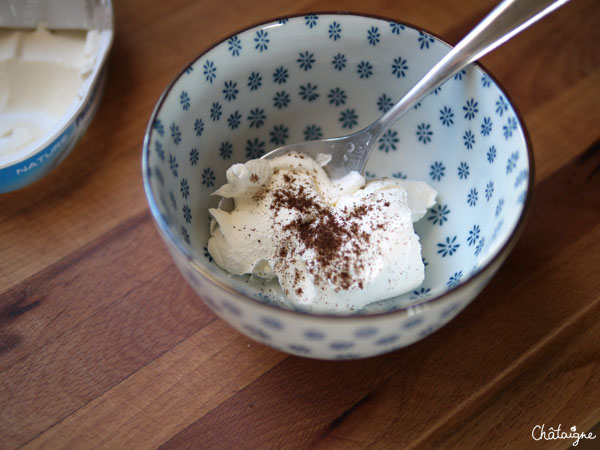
[208,153,437,313]
[0,24,100,163]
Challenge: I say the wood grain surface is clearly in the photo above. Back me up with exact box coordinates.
[1,0,599,448]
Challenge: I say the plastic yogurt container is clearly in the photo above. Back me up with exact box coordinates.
[0,0,114,193]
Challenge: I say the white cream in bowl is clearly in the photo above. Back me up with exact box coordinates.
[208,152,437,313]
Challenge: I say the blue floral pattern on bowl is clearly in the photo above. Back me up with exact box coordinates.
[142,13,532,359]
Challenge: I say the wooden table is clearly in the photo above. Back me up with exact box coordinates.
[1,0,599,448]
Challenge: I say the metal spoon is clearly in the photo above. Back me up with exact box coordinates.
[258,0,568,180]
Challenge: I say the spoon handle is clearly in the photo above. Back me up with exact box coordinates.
[365,0,569,142]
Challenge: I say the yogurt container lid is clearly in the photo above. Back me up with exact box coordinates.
[0,0,113,31]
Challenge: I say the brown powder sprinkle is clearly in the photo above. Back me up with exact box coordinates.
[251,187,268,203]
[271,184,323,215]
[249,173,259,183]
[267,177,381,293]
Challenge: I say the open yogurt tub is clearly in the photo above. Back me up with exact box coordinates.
[143,13,533,359]
[0,0,114,193]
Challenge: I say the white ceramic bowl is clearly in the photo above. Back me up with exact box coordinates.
[0,0,114,193]
[142,13,533,360]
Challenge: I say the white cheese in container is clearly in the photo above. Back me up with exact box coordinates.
[0,24,100,163]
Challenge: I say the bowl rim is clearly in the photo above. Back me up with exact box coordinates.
[141,11,535,320]
[0,0,115,170]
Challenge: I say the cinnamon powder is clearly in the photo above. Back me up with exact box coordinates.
[265,175,378,292]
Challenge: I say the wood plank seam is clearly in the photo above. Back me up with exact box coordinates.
[404,287,600,449]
